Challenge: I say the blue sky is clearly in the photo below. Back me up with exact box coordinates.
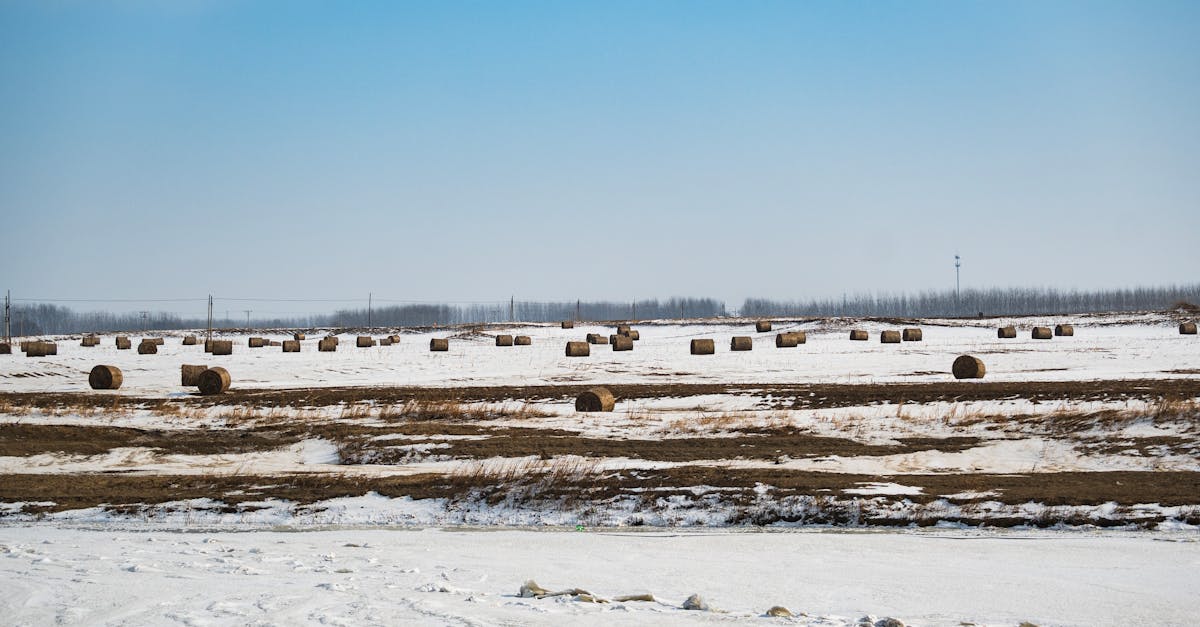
[1,1,1197,317]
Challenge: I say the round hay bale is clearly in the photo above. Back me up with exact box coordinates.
[197,367,231,395]
[902,328,922,342]
[430,338,449,352]
[1032,327,1052,340]
[952,355,986,379]
[775,333,799,348]
[628,330,640,341]
[46,342,57,355]
[182,335,198,346]
[765,606,794,618]
[248,337,266,348]
[1054,324,1074,337]
[115,336,129,346]
[318,338,337,352]
[282,340,300,352]
[565,341,590,357]
[211,340,233,355]
[586,333,609,345]
[880,330,901,344]
[88,365,122,390]
[1181,322,1198,335]
[755,321,772,333]
[849,329,868,341]
[616,324,631,335]
[690,338,715,355]
[180,364,208,386]
[137,341,157,355]
[379,337,393,346]
[25,342,46,357]
[152,338,165,346]
[730,336,753,351]
[294,333,306,341]
[357,336,376,348]
[0,343,10,355]
[495,334,514,347]
[389,334,401,343]
[327,336,340,345]
[997,326,1017,339]
[81,335,100,347]
[575,387,615,412]
[116,337,132,350]
[561,320,575,329]
[19,341,29,352]
[268,340,281,347]
[514,335,532,345]
[612,335,634,351]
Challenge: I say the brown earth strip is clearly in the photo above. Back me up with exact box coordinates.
[2,470,1197,516]
[1,422,983,462]
[3,378,1199,412]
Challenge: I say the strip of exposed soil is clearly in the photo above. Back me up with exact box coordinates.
[3,378,1199,411]
[0,422,983,462]
[1,470,1196,516]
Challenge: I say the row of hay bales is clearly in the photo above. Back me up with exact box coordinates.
[573,354,992,412]
[88,364,231,395]
[567,324,642,356]
[847,328,922,343]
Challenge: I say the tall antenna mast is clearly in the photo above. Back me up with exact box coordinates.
[368,292,373,329]
[206,294,213,343]
[4,290,10,345]
[954,254,962,314]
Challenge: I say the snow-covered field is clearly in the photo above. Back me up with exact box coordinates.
[2,313,1197,624]
[1,313,1194,395]
[3,525,1198,627]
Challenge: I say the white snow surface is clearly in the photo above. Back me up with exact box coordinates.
[1,525,1196,626]
[2,315,1195,395]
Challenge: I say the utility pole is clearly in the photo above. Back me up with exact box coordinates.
[575,299,581,322]
[368,293,373,330]
[4,290,10,345]
[509,295,514,322]
[631,301,636,321]
[206,295,213,343]
[955,254,962,315]
[244,310,251,329]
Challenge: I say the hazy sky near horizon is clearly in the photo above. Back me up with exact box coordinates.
[1,0,1197,317]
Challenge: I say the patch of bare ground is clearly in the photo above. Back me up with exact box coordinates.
[3,378,1199,412]
[2,470,1197,527]
[0,421,980,462]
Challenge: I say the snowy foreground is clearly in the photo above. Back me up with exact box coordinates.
[3,525,1197,627]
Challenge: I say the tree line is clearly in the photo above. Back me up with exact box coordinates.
[7,285,1196,336]
[741,284,1200,318]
